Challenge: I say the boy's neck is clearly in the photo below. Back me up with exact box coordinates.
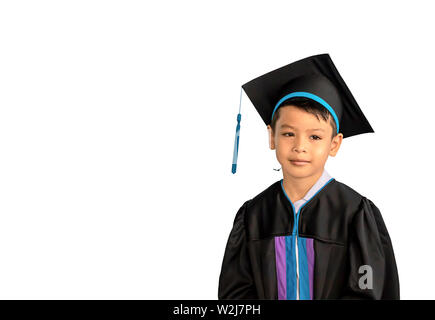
[282,169,324,203]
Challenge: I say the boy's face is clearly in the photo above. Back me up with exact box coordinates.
[267,105,343,180]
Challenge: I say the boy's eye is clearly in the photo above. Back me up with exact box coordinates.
[282,133,321,140]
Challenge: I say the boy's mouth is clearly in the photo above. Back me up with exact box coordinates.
[290,159,310,165]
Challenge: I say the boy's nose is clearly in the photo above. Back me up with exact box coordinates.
[293,137,308,152]
[293,146,307,153]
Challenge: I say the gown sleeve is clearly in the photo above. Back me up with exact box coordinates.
[341,197,400,299]
[218,200,258,299]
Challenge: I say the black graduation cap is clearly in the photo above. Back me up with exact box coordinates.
[231,53,374,174]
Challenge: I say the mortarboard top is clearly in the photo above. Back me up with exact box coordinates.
[232,53,374,174]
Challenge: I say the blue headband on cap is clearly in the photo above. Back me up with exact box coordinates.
[271,91,340,134]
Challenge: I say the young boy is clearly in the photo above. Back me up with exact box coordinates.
[218,54,400,300]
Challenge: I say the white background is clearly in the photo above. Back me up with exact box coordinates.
[0,1,433,299]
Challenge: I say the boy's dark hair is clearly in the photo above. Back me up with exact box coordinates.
[270,97,338,140]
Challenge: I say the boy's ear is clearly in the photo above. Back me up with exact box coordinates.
[267,125,275,150]
[329,133,343,157]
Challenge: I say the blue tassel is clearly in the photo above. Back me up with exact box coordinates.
[232,87,243,174]
[232,113,241,174]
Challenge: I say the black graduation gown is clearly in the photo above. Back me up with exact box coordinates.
[218,178,400,300]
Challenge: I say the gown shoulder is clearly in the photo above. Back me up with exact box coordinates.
[342,195,400,299]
